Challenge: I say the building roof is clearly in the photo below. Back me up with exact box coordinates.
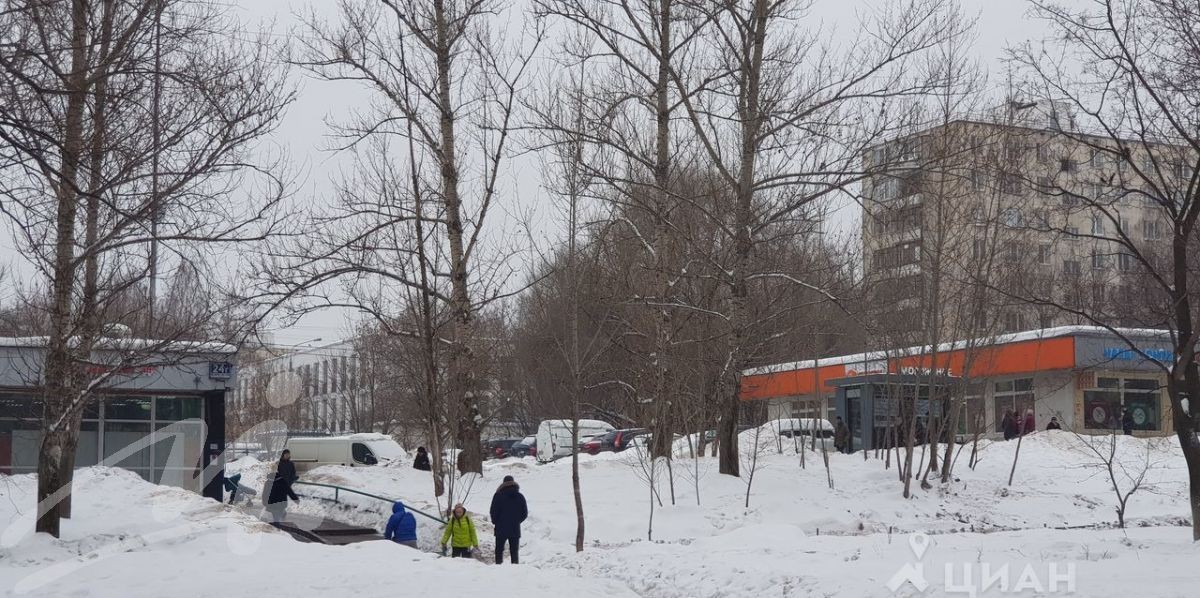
[744,326,1169,376]
[0,336,237,354]
[741,326,1175,401]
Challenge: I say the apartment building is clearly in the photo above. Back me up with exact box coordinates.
[862,100,1178,338]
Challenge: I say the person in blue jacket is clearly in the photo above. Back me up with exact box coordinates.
[385,501,419,548]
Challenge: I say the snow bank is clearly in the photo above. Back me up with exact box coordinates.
[3,431,1197,597]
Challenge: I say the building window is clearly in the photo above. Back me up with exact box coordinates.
[1063,259,1081,275]
[1065,225,1080,240]
[1143,219,1164,240]
[1038,245,1051,266]
[1001,207,1022,227]
[1060,158,1076,173]
[1092,252,1108,271]
[1084,377,1161,431]
[1118,252,1135,272]
[972,238,986,260]
[994,378,1034,433]
[1091,214,1105,235]
[1000,174,1023,196]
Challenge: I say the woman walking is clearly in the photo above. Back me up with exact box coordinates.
[264,449,299,522]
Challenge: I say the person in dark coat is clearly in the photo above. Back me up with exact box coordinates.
[413,446,432,471]
[385,501,419,548]
[1121,409,1135,435]
[833,417,849,454]
[1001,410,1017,440]
[489,475,528,564]
[1045,416,1062,431]
[264,449,299,522]
[1021,409,1036,436]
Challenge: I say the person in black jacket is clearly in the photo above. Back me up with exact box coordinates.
[1001,410,1018,441]
[264,449,299,522]
[413,446,432,471]
[489,475,528,564]
[1121,409,1135,436]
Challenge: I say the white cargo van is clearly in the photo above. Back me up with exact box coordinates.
[535,419,614,463]
[285,433,406,472]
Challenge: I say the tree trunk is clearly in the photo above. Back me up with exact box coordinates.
[432,0,480,474]
[35,0,91,538]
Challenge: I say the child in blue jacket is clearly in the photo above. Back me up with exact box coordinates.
[384,501,418,548]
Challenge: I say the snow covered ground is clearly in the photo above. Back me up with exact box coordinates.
[3,429,1199,597]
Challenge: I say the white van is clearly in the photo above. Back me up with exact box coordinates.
[285,433,406,472]
[769,418,835,450]
[535,419,614,463]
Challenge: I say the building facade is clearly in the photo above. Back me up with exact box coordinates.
[0,338,234,500]
[862,100,1178,337]
[228,340,365,437]
[741,326,1183,442]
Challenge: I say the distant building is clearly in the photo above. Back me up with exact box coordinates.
[229,340,362,436]
[862,99,1178,337]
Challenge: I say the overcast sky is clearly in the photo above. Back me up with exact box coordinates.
[0,0,1044,347]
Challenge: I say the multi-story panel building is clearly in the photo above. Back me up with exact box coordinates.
[228,340,362,437]
[862,100,1178,339]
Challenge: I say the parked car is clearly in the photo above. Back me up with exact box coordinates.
[771,418,835,450]
[579,434,606,455]
[484,438,523,459]
[536,419,615,462]
[509,435,538,458]
[598,428,648,452]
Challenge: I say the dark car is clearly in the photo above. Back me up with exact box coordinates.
[599,428,648,452]
[484,438,523,459]
[509,435,538,458]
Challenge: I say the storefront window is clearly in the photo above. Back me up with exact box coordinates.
[993,378,1034,432]
[105,397,152,420]
[1084,377,1160,431]
[104,421,153,476]
[155,397,202,421]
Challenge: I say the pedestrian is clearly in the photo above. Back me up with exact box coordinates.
[440,503,479,558]
[1045,416,1062,431]
[385,501,419,548]
[489,475,528,564]
[833,417,849,454]
[413,446,432,471]
[1121,409,1135,436]
[1022,409,1036,436]
[1001,410,1016,440]
[263,449,299,523]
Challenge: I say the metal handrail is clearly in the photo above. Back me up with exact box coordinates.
[292,481,447,524]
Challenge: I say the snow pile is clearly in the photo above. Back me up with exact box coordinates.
[3,431,1199,597]
[0,467,635,597]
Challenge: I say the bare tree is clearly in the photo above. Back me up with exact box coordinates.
[0,0,291,536]
[283,0,541,475]
[665,0,965,477]
[1010,0,1200,540]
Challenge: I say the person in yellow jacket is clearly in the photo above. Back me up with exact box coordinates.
[440,503,479,558]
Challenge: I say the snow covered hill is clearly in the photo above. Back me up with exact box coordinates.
[2,430,1199,597]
